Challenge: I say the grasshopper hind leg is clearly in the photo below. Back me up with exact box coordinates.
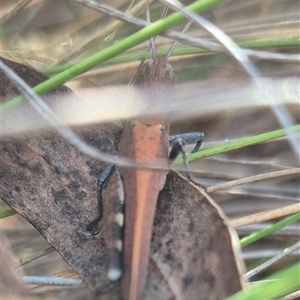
[86,165,124,281]
[86,165,115,234]
[102,169,124,281]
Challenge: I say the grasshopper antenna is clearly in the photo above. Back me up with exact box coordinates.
[146,6,157,58]
[166,20,192,59]
[146,5,192,60]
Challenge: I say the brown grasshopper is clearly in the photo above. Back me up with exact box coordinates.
[87,40,204,300]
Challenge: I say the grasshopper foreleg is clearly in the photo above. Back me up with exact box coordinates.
[169,132,204,162]
[169,132,205,188]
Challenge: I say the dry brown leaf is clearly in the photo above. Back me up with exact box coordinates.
[1,57,245,299]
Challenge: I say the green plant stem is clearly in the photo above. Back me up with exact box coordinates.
[240,213,300,248]
[174,125,300,164]
[226,263,300,300]
[41,38,300,75]
[1,0,225,114]
[0,209,17,218]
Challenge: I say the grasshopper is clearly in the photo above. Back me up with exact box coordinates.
[88,39,204,300]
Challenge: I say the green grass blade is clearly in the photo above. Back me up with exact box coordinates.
[174,125,300,164]
[0,209,17,218]
[226,263,300,300]
[41,38,300,75]
[240,213,300,248]
[1,0,225,114]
